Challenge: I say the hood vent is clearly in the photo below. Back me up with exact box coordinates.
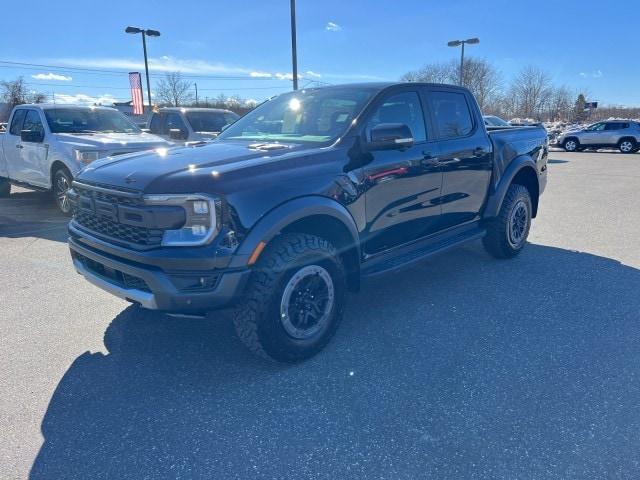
[247,143,289,151]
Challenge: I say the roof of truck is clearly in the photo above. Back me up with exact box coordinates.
[14,104,117,110]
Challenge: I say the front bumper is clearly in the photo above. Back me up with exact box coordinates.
[68,235,250,314]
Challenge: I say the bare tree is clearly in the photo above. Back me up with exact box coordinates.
[546,86,573,121]
[401,57,501,111]
[509,66,552,120]
[155,72,194,107]
[0,77,46,120]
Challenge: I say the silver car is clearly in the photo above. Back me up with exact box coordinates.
[557,120,640,153]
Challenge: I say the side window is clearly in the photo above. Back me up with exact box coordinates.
[430,91,474,139]
[604,123,620,131]
[9,109,27,135]
[367,91,427,142]
[166,113,187,132]
[22,110,44,136]
[149,113,163,134]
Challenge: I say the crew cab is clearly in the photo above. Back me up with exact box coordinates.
[67,83,548,362]
[148,107,239,143]
[0,104,171,212]
[557,120,640,153]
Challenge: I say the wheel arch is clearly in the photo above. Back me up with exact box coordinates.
[230,196,361,291]
[50,160,73,190]
[484,156,540,219]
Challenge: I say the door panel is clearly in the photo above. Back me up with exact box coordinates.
[4,109,27,181]
[361,90,442,254]
[426,89,492,229]
[19,110,48,187]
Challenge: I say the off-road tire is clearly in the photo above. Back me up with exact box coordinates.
[483,184,532,259]
[233,233,346,363]
[0,178,10,198]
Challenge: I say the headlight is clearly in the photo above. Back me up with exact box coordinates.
[143,194,219,246]
[74,149,101,165]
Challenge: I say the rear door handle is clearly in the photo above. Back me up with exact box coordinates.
[473,147,488,157]
[421,151,439,167]
[16,144,24,149]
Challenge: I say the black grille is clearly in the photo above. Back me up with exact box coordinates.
[72,184,164,247]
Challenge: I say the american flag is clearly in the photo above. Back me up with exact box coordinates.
[129,72,144,115]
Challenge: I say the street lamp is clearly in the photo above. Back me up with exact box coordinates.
[447,37,479,86]
[125,26,161,111]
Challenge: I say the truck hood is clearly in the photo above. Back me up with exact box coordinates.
[52,131,171,152]
[77,140,305,192]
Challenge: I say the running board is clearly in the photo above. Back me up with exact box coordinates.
[361,227,486,278]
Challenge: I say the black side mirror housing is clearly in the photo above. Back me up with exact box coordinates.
[169,128,188,140]
[20,129,44,143]
[367,123,414,151]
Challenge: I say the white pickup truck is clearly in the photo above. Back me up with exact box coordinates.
[148,107,239,143]
[0,104,171,213]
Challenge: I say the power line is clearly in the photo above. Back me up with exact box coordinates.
[24,82,290,91]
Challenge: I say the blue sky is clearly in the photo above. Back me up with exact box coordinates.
[2,0,638,106]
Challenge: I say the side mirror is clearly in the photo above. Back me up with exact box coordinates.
[169,128,188,140]
[367,123,413,151]
[20,129,44,143]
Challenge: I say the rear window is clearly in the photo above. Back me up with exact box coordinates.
[430,91,474,139]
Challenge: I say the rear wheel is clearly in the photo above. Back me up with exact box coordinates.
[0,178,10,198]
[618,138,636,154]
[53,167,73,215]
[233,233,346,362]
[563,138,579,152]
[483,184,532,259]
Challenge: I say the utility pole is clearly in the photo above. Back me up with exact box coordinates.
[290,0,298,90]
[194,82,198,106]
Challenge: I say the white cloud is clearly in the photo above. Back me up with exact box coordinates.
[275,72,295,81]
[250,71,273,78]
[51,56,254,75]
[31,72,72,81]
[579,70,603,79]
[326,21,342,31]
[305,70,322,79]
[52,93,119,105]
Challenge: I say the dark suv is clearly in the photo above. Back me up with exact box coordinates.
[68,83,548,362]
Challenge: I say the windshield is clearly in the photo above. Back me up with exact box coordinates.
[186,111,239,132]
[216,87,377,144]
[44,108,141,134]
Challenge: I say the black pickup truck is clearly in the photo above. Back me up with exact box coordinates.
[67,83,548,362]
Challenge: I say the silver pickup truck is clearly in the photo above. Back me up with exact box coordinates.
[0,104,171,213]
[147,107,239,143]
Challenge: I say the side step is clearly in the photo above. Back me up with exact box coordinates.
[361,227,486,278]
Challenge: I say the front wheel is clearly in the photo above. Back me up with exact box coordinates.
[233,233,346,362]
[483,184,532,259]
[53,167,73,215]
[618,139,636,154]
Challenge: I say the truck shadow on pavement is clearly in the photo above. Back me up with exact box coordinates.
[0,189,68,243]
[30,243,640,479]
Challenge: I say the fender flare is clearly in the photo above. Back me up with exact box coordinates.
[483,155,538,219]
[228,196,361,269]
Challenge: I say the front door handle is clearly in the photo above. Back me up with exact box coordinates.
[16,144,24,149]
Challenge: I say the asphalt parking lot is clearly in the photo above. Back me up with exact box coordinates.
[1,150,639,479]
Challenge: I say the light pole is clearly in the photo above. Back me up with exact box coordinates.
[125,26,160,111]
[290,0,298,90]
[447,37,479,86]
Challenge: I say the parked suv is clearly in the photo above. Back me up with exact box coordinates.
[148,107,239,143]
[557,120,640,153]
[68,83,548,362]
